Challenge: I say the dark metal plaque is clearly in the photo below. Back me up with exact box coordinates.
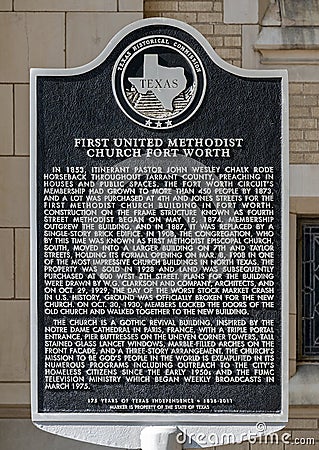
[31,18,289,423]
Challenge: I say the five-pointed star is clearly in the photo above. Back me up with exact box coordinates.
[156,121,162,128]
[145,119,152,126]
[165,120,173,127]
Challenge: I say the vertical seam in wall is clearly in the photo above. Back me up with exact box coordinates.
[12,0,14,11]
[12,84,15,156]
[64,12,67,69]
[13,227,16,299]
[239,24,243,67]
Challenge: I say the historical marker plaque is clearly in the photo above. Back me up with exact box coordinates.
[31,19,288,424]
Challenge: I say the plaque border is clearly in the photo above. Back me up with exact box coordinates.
[30,17,289,424]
